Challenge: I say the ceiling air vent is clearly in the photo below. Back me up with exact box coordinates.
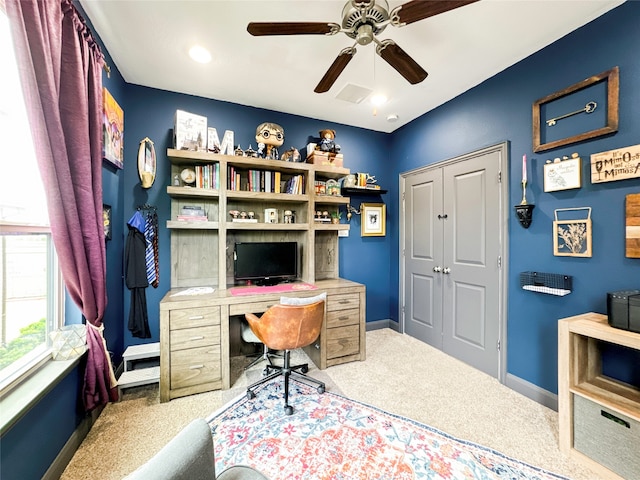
[335,84,372,104]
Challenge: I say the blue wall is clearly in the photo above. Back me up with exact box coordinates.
[390,1,640,393]
[3,2,639,478]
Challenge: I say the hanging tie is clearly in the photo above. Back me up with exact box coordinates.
[151,211,160,288]
[144,213,158,288]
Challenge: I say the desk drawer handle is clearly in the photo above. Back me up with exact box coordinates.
[189,336,205,341]
[339,300,350,304]
[188,315,204,320]
[338,316,350,321]
[189,364,204,370]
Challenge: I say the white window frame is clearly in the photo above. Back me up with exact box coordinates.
[0,5,66,396]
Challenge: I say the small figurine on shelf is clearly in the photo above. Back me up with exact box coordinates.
[281,147,301,162]
[255,122,284,160]
[330,211,342,224]
[317,129,340,154]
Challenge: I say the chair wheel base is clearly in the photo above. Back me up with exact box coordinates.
[247,390,256,400]
[284,405,293,416]
[317,385,325,394]
[300,365,308,374]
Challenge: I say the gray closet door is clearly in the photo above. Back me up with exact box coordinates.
[402,146,502,378]
[404,168,444,348]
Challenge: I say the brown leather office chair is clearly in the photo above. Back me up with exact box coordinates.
[244,300,325,415]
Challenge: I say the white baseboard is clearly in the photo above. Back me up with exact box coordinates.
[505,373,558,411]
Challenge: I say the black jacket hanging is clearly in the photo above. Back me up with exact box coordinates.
[125,213,151,338]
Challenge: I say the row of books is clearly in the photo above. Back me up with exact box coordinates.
[246,169,282,193]
[193,164,220,190]
[227,167,305,194]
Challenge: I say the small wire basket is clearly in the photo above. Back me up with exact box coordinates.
[520,271,572,296]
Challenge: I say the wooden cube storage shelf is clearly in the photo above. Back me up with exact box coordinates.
[558,313,640,480]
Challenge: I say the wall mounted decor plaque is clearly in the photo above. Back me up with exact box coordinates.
[533,67,619,153]
[627,193,640,258]
[553,207,592,258]
[543,154,582,192]
[590,143,640,184]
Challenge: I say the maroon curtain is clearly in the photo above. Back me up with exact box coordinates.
[6,0,117,410]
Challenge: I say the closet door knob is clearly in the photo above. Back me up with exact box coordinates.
[433,266,442,273]
[443,267,451,274]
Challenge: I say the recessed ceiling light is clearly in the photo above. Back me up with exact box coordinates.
[371,94,388,106]
[189,45,211,64]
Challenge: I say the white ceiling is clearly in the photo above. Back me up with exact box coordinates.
[80,0,624,133]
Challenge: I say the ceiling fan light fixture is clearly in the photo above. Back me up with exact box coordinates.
[188,45,212,64]
[371,93,388,106]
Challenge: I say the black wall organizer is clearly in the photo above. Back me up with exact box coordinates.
[520,271,573,296]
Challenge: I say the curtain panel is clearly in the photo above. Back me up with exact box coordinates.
[6,0,117,410]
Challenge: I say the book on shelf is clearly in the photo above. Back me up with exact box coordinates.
[284,174,304,195]
[180,206,205,216]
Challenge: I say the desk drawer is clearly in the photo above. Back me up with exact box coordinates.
[326,308,360,329]
[170,326,219,352]
[327,293,359,312]
[229,300,278,316]
[170,306,220,330]
[170,344,221,390]
[326,324,360,359]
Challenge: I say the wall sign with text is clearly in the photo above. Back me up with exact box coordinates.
[544,156,582,192]
[591,143,640,184]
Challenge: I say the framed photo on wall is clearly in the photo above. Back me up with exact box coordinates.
[361,203,386,237]
[103,87,124,169]
[102,204,112,241]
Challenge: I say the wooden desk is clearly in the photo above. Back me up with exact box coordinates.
[558,312,640,480]
[159,279,365,402]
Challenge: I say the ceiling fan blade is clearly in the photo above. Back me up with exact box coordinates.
[376,40,428,85]
[390,0,479,26]
[247,22,339,36]
[314,47,357,93]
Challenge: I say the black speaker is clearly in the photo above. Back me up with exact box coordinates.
[629,293,640,334]
[607,290,640,331]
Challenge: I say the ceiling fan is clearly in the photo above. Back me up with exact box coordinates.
[247,0,479,93]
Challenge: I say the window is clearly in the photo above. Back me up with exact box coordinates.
[0,7,64,392]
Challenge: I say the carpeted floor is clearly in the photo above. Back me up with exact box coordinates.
[60,329,605,479]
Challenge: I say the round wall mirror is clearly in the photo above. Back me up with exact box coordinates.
[137,137,156,189]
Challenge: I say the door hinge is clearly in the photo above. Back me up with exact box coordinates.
[497,340,501,351]
[498,171,502,183]
[497,256,502,268]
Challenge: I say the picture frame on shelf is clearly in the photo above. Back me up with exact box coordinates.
[361,203,386,237]
[102,88,124,169]
[532,67,619,153]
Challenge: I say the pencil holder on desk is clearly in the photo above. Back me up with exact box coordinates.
[520,271,573,296]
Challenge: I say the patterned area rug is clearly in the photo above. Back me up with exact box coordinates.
[207,378,568,480]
